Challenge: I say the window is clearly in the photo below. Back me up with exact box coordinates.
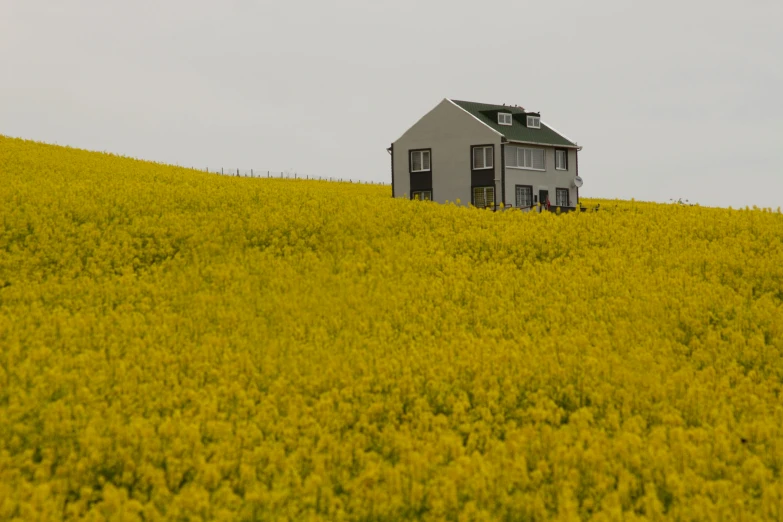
[515,185,533,208]
[472,146,493,170]
[412,191,432,201]
[410,150,430,172]
[498,113,512,126]
[505,145,545,170]
[473,186,495,208]
[556,188,570,207]
[555,149,568,170]
[526,116,540,129]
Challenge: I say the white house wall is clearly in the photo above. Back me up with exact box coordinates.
[392,99,501,205]
[503,147,578,208]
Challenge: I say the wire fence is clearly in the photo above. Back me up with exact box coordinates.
[201,167,389,185]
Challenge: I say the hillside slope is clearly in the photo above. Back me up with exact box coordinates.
[1,136,783,521]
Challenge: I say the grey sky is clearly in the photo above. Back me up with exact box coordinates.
[3,1,781,208]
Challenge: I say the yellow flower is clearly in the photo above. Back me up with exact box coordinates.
[2,135,783,520]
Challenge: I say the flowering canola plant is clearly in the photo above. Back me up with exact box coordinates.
[1,136,783,521]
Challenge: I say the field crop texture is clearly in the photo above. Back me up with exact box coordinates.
[1,136,783,521]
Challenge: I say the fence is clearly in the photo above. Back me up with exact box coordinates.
[201,167,389,185]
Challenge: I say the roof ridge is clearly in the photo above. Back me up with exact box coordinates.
[451,99,527,112]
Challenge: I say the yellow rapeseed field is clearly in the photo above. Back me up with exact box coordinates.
[1,135,783,521]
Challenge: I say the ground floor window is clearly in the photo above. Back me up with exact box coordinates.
[412,190,432,201]
[473,186,495,208]
[556,188,570,207]
[515,185,533,208]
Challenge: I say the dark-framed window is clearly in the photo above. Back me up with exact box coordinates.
[472,145,494,170]
[555,188,570,207]
[515,185,533,208]
[412,190,432,201]
[410,149,431,172]
[473,186,495,208]
[555,149,568,171]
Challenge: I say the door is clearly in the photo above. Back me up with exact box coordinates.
[539,189,549,208]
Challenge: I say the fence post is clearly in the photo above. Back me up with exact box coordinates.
[221,168,223,175]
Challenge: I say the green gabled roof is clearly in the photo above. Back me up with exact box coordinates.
[450,99,578,148]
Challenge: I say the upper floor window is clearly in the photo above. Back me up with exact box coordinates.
[410,150,430,172]
[498,113,512,126]
[526,116,540,129]
[555,149,568,170]
[506,145,545,170]
[472,146,493,170]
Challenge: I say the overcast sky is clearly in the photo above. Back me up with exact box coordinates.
[2,1,781,208]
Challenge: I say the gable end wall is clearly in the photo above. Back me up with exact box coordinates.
[392,99,501,204]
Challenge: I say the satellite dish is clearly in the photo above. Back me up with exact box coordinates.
[573,176,583,188]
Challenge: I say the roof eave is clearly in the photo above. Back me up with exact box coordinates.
[540,120,579,148]
[506,138,581,150]
[446,99,504,138]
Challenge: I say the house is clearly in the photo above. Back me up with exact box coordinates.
[388,99,583,210]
